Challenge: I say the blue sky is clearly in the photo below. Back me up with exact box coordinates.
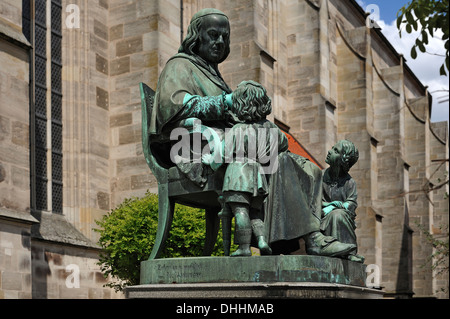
[362,0,406,22]
[356,0,449,125]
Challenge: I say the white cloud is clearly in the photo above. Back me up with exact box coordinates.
[356,0,366,8]
[376,19,449,124]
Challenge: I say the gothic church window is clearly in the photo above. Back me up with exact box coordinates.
[24,0,63,214]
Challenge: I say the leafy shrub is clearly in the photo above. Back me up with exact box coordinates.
[94,191,234,291]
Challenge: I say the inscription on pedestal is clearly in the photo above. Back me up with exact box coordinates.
[141,255,368,287]
[156,262,205,282]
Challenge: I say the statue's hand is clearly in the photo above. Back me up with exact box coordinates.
[322,205,334,216]
[331,200,345,208]
[202,153,223,171]
[224,93,233,108]
[201,153,213,166]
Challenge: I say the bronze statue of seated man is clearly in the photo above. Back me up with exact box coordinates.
[149,8,357,259]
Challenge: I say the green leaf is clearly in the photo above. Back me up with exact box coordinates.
[406,23,412,33]
[406,11,414,26]
[418,41,426,53]
[411,45,417,59]
[396,15,403,29]
[412,19,418,31]
[440,64,447,76]
[414,6,422,19]
[421,30,428,44]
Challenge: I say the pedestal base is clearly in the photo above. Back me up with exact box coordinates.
[130,255,384,299]
[125,282,384,299]
[140,255,367,286]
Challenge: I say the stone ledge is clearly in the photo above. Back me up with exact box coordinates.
[125,282,384,299]
[0,17,32,49]
[0,207,39,225]
[141,255,367,286]
[31,211,99,249]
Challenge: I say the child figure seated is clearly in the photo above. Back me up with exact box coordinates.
[321,140,364,263]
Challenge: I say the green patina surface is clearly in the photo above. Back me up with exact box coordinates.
[140,255,367,287]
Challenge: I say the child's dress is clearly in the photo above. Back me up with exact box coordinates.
[221,120,288,208]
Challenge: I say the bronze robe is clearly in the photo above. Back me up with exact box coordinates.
[264,152,323,254]
[150,53,233,136]
[150,53,235,184]
[320,169,358,247]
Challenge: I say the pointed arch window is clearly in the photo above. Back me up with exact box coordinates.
[25,0,63,214]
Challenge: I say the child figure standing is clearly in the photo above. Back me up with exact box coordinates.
[203,80,288,256]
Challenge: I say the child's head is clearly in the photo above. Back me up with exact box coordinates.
[326,140,359,173]
[232,81,272,122]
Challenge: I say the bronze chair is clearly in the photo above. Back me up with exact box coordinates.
[140,82,229,259]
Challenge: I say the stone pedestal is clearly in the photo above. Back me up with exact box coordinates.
[125,255,384,299]
[125,282,383,299]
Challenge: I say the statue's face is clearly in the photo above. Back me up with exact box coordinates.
[196,14,230,64]
[325,143,342,167]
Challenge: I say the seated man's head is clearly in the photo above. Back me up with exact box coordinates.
[179,8,230,64]
[232,81,272,122]
[326,140,359,173]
